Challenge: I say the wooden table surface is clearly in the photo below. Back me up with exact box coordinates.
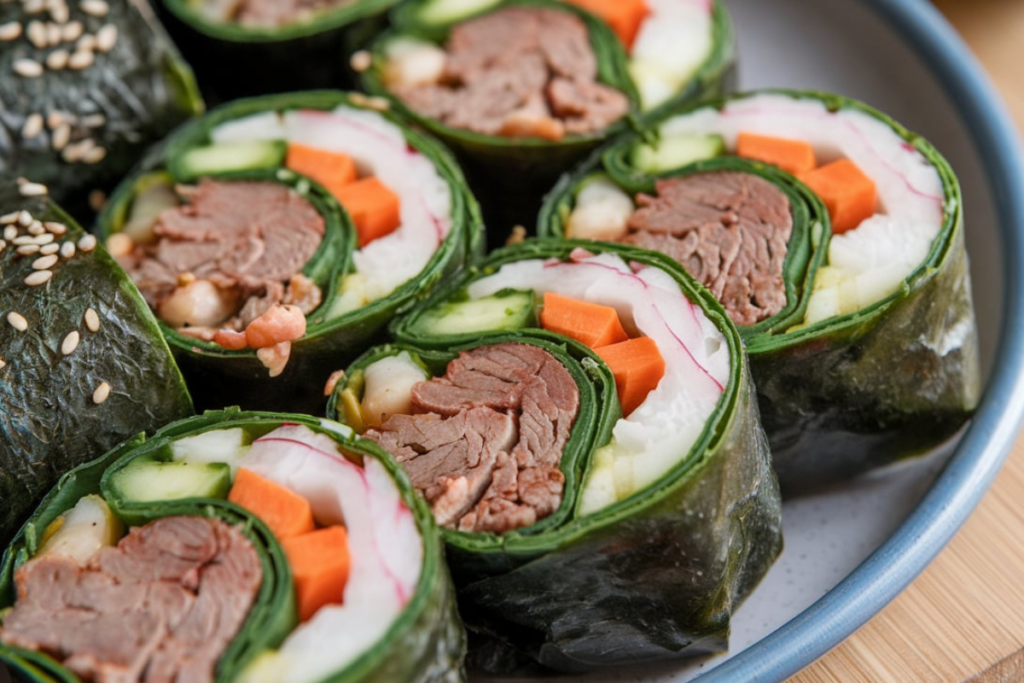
[789,3,1024,681]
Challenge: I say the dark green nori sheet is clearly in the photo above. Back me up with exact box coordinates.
[330,241,782,672]
[95,91,484,414]
[0,184,193,546]
[0,410,466,683]
[0,0,202,218]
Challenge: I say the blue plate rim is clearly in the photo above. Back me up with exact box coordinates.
[694,0,1024,680]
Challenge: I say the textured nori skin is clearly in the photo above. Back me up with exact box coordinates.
[0,410,467,683]
[95,91,485,415]
[539,90,982,495]
[0,0,203,219]
[334,241,782,672]
[0,186,193,546]
[157,0,397,103]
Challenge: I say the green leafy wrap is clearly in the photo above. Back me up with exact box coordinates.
[0,183,193,545]
[538,89,982,494]
[327,241,782,672]
[0,410,466,683]
[0,0,202,217]
[95,91,484,414]
[156,0,399,102]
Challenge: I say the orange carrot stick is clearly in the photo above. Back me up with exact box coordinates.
[564,0,650,49]
[798,159,877,234]
[286,143,357,199]
[540,292,629,349]
[595,336,665,416]
[334,177,402,248]
[281,527,351,622]
[736,132,817,175]
[228,468,315,541]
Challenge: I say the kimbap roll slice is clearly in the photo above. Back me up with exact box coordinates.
[0,411,465,683]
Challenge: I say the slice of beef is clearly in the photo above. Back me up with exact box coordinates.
[392,7,628,140]
[365,343,578,534]
[624,171,794,326]
[121,179,325,331]
[0,516,262,683]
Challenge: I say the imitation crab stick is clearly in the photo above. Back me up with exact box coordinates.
[564,0,650,49]
[736,132,817,176]
[595,336,665,416]
[335,177,402,247]
[798,158,878,234]
[228,467,315,540]
[281,526,352,622]
[286,143,357,199]
[540,292,629,349]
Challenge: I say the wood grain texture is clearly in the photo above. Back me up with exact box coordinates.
[788,3,1024,681]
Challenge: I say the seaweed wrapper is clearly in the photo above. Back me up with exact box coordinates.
[157,0,398,102]
[95,91,484,414]
[0,184,193,545]
[540,90,982,494]
[332,241,782,671]
[0,0,202,217]
[0,410,466,683]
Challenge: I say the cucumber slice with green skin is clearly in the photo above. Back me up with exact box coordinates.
[171,427,251,474]
[409,289,537,337]
[630,133,726,173]
[171,141,288,181]
[108,457,232,505]
[410,0,502,25]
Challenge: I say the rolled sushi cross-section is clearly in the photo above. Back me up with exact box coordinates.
[332,241,782,671]
[541,90,982,492]
[0,180,193,544]
[0,411,465,683]
[0,0,202,215]
[97,91,483,412]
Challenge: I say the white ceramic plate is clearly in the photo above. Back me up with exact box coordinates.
[488,0,1024,680]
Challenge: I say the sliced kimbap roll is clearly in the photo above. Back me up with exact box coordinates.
[0,179,192,544]
[0,411,465,683]
[329,240,782,671]
[96,91,483,413]
[540,90,981,493]
[0,0,202,216]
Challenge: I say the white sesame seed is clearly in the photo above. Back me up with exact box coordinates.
[0,357,6,370]
[3,226,17,241]
[95,23,115,52]
[45,49,69,71]
[350,50,372,72]
[62,139,92,163]
[33,254,58,270]
[61,20,82,42]
[82,146,106,164]
[46,110,66,129]
[13,236,36,246]
[80,0,108,16]
[45,22,60,46]
[0,212,18,225]
[26,20,46,48]
[44,221,66,235]
[81,113,105,128]
[18,211,33,226]
[92,381,111,404]
[18,181,48,197]
[24,0,45,13]
[77,234,96,252]
[32,233,54,245]
[21,113,43,140]
[0,240,6,253]
[16,245,39,255]
[50,2,68,23]
[61,330,80,355]
[68,50,93,70]
[13,58,44,78]
[60,241,75,258]
[24,270,53,286]
[0,22,21,41]
[84,307,99,332]
[27,221,45,235]
[51,123,70,150]
[76,33,95,51]
[105,232,133,257]
[39,243,59,255]
[7,312,28,331]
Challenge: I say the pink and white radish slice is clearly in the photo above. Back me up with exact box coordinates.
[236,424,423,683]
[467,250,730,514]
[210,107,453,316]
